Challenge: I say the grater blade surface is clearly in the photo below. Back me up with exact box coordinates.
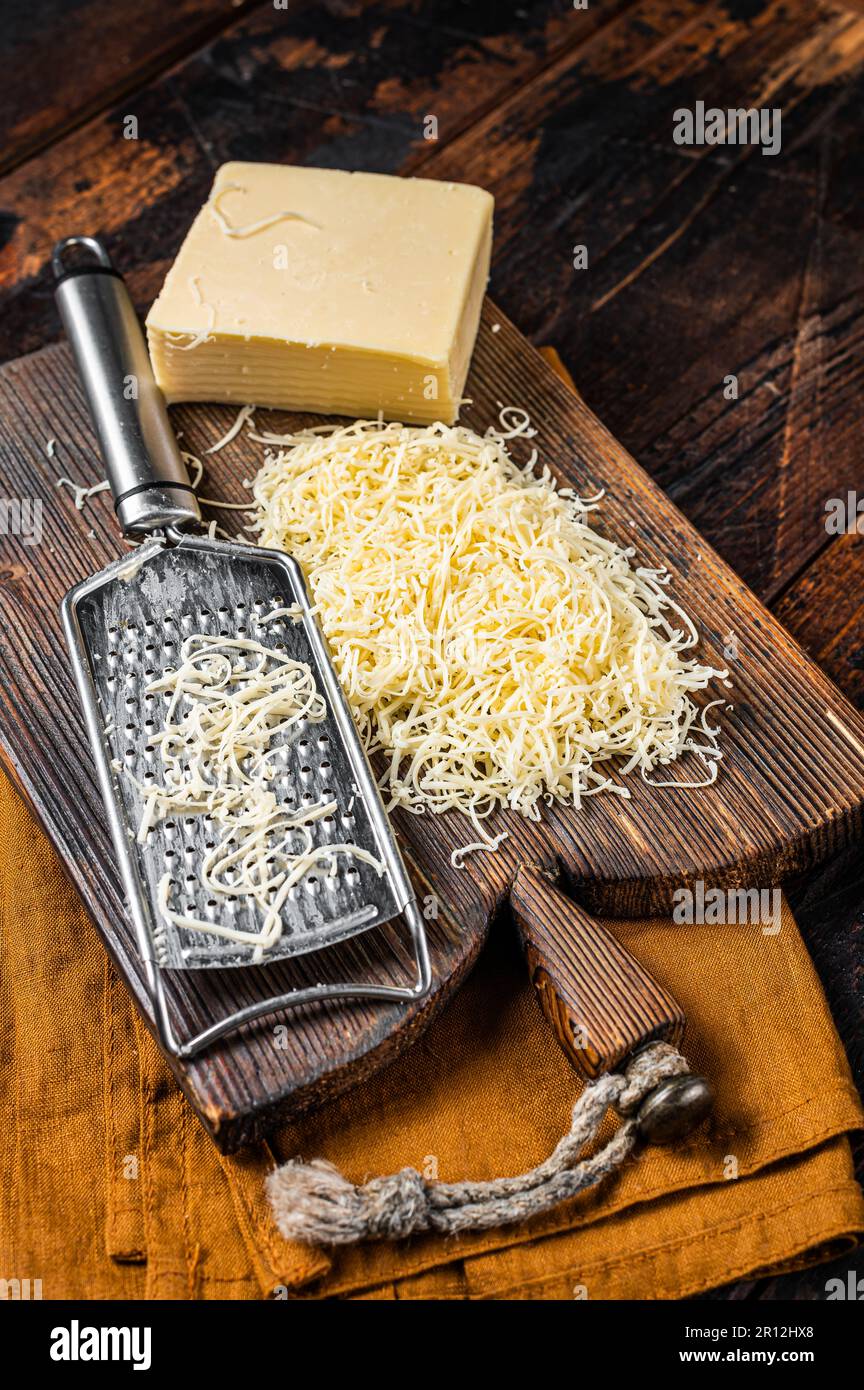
[64,534,410,971]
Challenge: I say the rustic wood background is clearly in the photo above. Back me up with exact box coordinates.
[2,0,863,1298]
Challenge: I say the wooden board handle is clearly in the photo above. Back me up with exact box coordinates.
[511,864,685,1081]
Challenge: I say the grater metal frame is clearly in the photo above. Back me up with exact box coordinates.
[62,534,432,1060]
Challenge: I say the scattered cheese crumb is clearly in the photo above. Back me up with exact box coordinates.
[56,476,110,510]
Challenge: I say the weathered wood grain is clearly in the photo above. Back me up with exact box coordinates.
[0,0,266,177]
[2,302,864,1147]
[773,532,864,711]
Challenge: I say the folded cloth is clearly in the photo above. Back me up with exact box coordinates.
[1,761,862,1300]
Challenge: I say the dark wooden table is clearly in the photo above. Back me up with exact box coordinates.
[3,0,862,1299]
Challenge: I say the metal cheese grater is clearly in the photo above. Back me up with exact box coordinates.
[54,236,431,1060]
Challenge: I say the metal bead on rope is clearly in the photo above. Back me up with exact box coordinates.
[266,1042,712,1248]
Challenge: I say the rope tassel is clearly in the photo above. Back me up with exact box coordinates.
[266,1043,690,1246]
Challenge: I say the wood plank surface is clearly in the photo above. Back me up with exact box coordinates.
[2,301,864,1148]
[774,533,864,711]
[0,0,266,177]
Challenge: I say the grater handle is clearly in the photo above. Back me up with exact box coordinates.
[52,236,202,536]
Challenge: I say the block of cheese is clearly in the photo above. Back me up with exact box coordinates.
[146,163,493,425]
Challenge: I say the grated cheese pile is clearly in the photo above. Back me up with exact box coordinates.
[128,632,381,959]
[251,410,727,849]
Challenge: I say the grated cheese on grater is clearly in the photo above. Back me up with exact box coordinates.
[251,410,728,857]
[127,633,382,960]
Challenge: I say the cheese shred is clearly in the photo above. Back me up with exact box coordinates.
[208,182,320,240]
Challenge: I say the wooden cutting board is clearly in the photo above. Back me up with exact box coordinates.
[2,301,864,1151]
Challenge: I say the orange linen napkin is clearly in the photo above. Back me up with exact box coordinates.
[1,761,862,1301]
